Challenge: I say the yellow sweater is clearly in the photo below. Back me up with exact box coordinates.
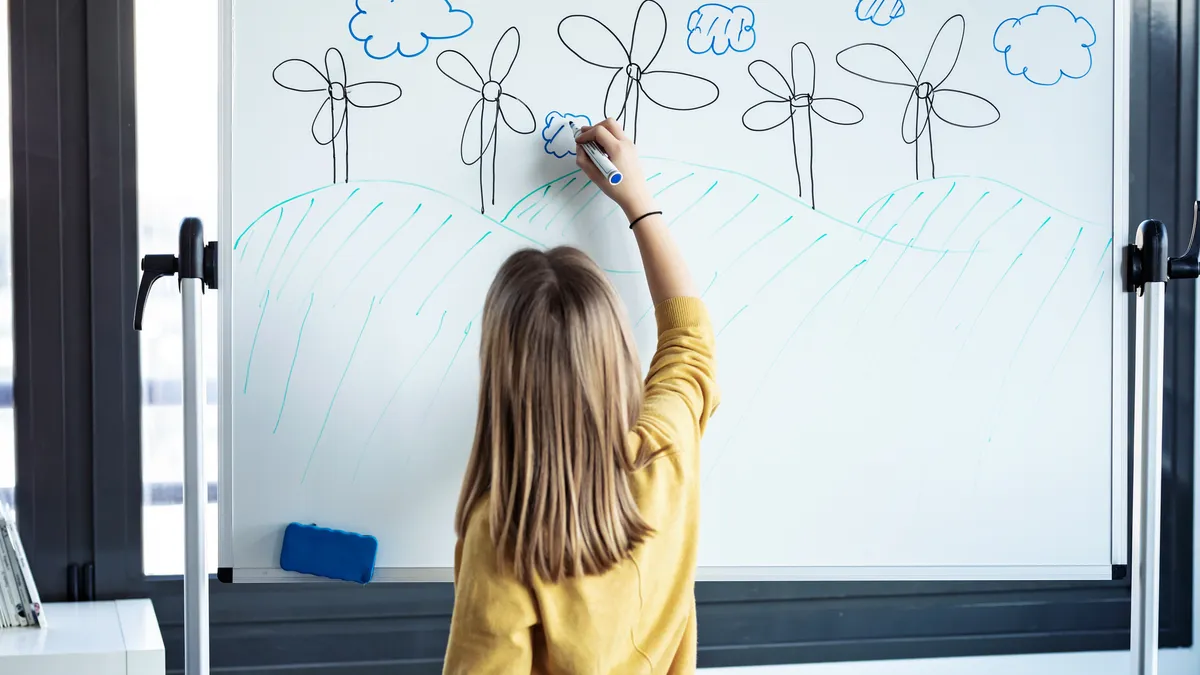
[444,296,720,674]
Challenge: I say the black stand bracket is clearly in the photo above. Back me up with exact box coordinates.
[134,217,218,330]
[1127,202,1200,292]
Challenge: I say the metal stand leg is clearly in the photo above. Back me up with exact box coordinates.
[181,277,209,675]
[134,218,219,675]
[1131,273,1164,675]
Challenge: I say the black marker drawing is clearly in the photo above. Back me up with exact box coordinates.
[558,0,720,142]
[273,47,403,184]
[437,27,536,214]
[836,15,999,180]
[743,42,863,209]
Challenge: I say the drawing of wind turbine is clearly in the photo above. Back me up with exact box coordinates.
[743,42,863,209]
[273,47,403,184]
[558,0,720,142]
[837,14,999,180]
[437,26,537,214]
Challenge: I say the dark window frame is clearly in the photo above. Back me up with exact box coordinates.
[10,0,96,602]
[7,0,1192,671]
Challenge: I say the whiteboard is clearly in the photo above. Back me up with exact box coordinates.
[218,0,1130,581]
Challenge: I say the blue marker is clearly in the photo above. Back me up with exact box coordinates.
[569,121,623,186]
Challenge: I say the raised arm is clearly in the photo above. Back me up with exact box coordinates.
[575,121,718,458]
[574,119,696,303]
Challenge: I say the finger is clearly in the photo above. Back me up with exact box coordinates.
[575,129,615,154]
[575,150,604,185]
[599,118,628,142]
[575,125,614,149]
[590,125,620,155]
[576,121,616,144]
[575,127,599,145]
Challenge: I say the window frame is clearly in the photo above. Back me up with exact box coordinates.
[13,0,1187,670]
[10,0,96,602]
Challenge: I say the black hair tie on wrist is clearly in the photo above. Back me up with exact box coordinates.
[629,211,663,230]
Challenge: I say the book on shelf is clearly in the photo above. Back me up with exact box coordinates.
[0,502,44,628]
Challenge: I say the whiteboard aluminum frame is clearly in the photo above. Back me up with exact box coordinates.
[217,0,235,572]
[1110,0,1132,568]
[228,565,1117,583]
[217,1,1134,581]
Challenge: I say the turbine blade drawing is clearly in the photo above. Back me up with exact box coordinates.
[918,14,965,89]
[900,89,929,144]
[273,59,328,92]
[629,0,668,68]
[792,42,817,95]
[490,26,521,83]
[639,71,720,111]
[749,59,793,100]
[311,97,346,146]
[604,69,634,119]
[325,47,347,87]
[810,98,865,126]
[498,93,536,134]
[345,81,403,109]
[437,50,484,92]
[930,89,1001,128]
[557,15,629,68]
[742,100,795,132]
[460,98,496,165]
[836,44,916,87]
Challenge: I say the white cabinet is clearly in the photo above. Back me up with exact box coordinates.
[0,600,164,675]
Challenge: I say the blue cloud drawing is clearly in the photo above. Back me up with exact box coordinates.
[542,112,592,159]
[687,4,757,56]
[348,0,474,60]
[993,5,1097,86]
[855,0,905,27]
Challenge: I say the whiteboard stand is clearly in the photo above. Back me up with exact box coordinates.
[133,218,219,675]
[1126,205,1200,675]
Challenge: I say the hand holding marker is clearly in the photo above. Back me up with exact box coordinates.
[570,121,623,186]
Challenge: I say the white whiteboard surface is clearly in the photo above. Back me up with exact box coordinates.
[219,0,1130,581]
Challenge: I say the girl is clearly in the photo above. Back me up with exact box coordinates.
[444,119,720,674]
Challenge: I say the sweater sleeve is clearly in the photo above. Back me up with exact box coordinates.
[631,296,720,466]
[443,516,538,675]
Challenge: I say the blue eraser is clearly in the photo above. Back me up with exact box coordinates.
[279,522,378,584]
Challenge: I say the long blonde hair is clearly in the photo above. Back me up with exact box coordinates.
[455,246,655,583]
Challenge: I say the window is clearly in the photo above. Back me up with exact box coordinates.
[0,2,13,513]
[135,0,219,575]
